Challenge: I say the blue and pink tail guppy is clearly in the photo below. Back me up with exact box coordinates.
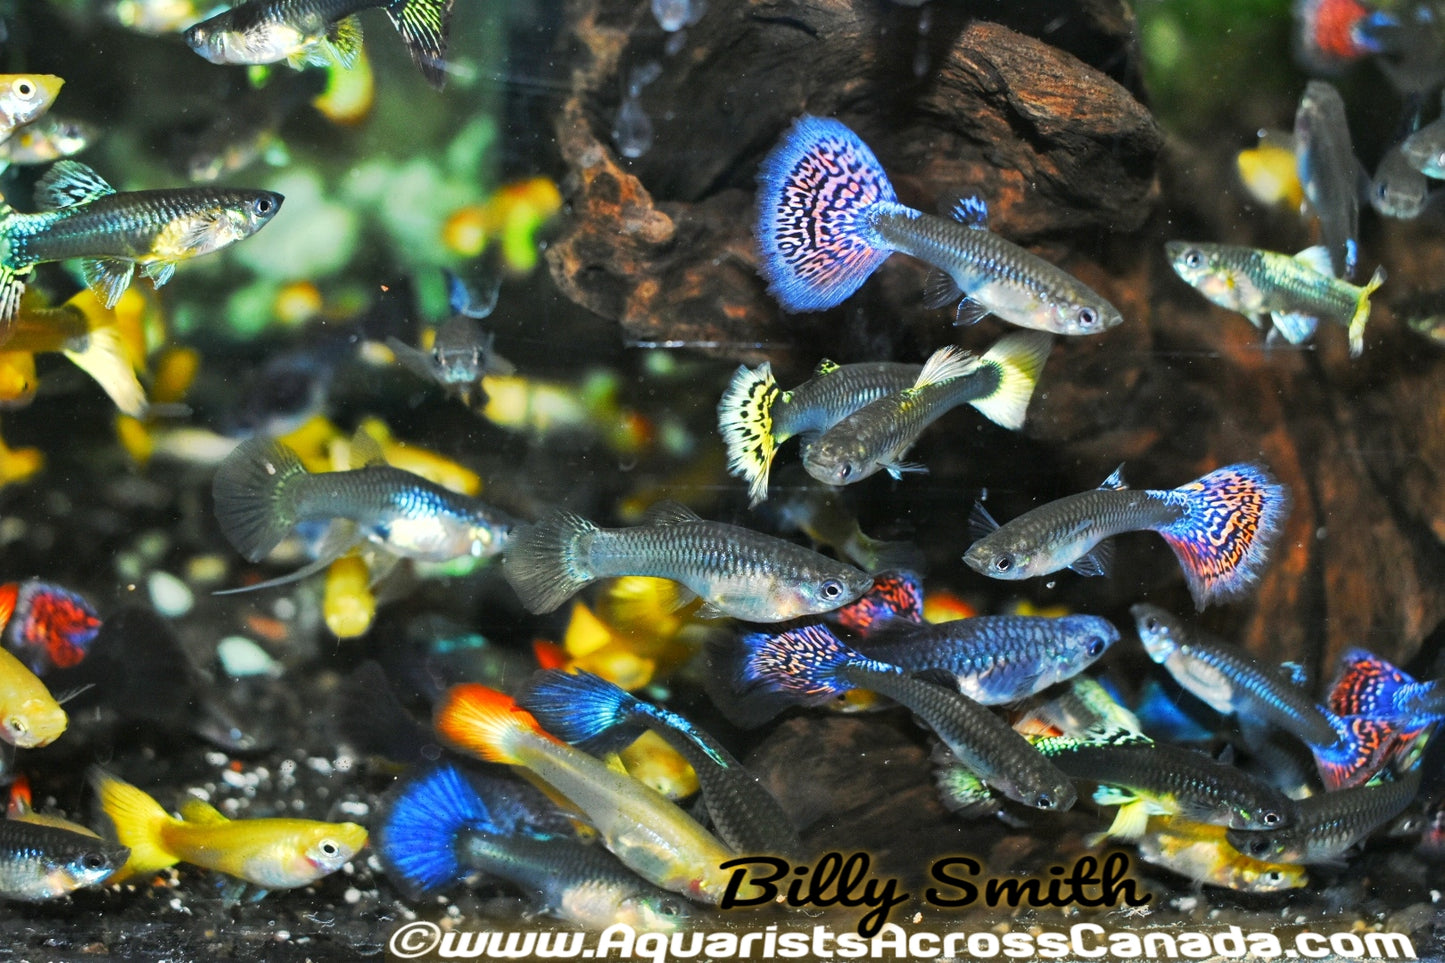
[963,462,1290,610]
[0,580,101,675]
[754,115,1123,335]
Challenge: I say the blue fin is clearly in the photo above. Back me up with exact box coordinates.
[378,765,493,894]
[735,623,871,701]
[1270,311,1319,345]
[755,115,900,312]
[948,195,990,228]
[518,669,644,754]
[1099,465,1128,490]
[36,160,116,209]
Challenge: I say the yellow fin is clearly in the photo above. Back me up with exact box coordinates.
[88,766,180,879]
[178,797,230,826]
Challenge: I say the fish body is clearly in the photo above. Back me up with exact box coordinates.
[387,272,514,407]
[434,684,736,904]
[1166,240,1385,356]
[1227,771,1422,864]
[769,487,925,575]
[754,115,1122,334]
[963,463,1289,610]
[0,115,96,167]
[0,76,64,144]
[519,669,803,858]
[1400,115,1445,179]
[183,0,454,89]
[1137,817,1307,893]
[722,623,1076,811]
[1371,141,1430,218]
[0,646,66,748]
[1294,80,1361,278]
[212,435,512,566]
[856,613,1119,705]
[0,819,128,901]
[718,358,918,505]
[378,764,691,931]
[802,332,1051,486]
[0,161,281,329]
[502,501,870,622]
[1131,604,1339,747]
[90,768,367,889]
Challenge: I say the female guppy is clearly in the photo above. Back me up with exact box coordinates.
[0,160,282,330]
[212,433,512,569]
[963,463,1289,610]
[755,115,1122,334]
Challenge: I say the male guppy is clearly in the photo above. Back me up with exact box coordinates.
[502,500,871,622]
[212,433,512,567]
[754,115,1122,334]
[1294,80,1361,278]
[1167,240,1385,357]
[963,463,1289,610]
[802,333,1052,487]
[0,819,128,902]
[378,764,691,931]
[0,160,281,331]
[184,0,455,89]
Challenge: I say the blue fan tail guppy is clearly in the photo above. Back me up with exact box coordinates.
[377,763,495,894]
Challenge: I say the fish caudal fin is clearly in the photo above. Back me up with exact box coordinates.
[378,764,492,895]
[501,509,599,614]
[87,767,181,881]
[1328,648,1412,717]
[1347,266,1386,358]
[736,623,863,700]
[717,363,780,507]
[518,668,641,751]
[1312,715,1395,790]
[970,331,1053,431]
[827,569,925,635]
[754,116,900,313]
[1159,463,1290,609]
[211,436,309,562]
[434,683,553,765]
[63,325,147,417]
[386,0,454,89]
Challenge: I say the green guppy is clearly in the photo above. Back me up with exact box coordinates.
[0,1,1440,958]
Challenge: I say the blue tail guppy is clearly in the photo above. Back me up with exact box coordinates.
[754,115,1122,335]
[855,614,1119,705]
[378,764,692,931]
[518,669,802,858]
[717,623,1075,811]
[963,463,1289,610]
[825,570,925,637]
[1329,649,1445,729]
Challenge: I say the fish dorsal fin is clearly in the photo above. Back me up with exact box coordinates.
[921,268,964,309]
[911,345,978,390]
[1293,245,1334,276]
[37,161,115,209]
[179,797,230,825]
[1278,661,1308,687]
[812,358,840,377]
[349,428,388,468]
[948,195,990,229]
[1099,465,1127,490]
[968,500,1001,539]
[643,500,702,526]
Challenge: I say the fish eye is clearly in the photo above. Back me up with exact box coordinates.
[1263,870,1284,884]
[1077,307,1098,327]
[992,555,1013,573]
[318,839,339,857]
[81,852,108,871]
[1183,249,1203,269]
[1262,809,1283,826]
[8,718,26,735]
[1086,637,1105,657]
[820,578,844,600]
[658,898,683,917]
[1247,839,1272,857]
[1035,792,1055,809]
[1144,616,1158,631]
[839,464,853,481]
[12,79,34,100]
[252,196,275,216]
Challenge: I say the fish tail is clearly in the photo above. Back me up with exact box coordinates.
[378,764,492,895]
[1158,463,1290,609]
[211,436,309,562]
[735,623,863,700]
[87,766,180,881]
[1347,265,1386,358]
[501,509,599,614]
[1328,648,1412,717]
[969,331,1053,431]
[717,362,780,507]
[62,325,148,417]
[386,0,454,89]
[754,115,900,312]
[434,683,555,765]
[828,569,925,635]
[517,668,640,748]
[1312,714,1395,790]
[12,580,101,672]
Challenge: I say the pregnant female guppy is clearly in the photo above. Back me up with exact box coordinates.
[754,115,1122,335]
[963,463,1289,610]
[0,160,281,331]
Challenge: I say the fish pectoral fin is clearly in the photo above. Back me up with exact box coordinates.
[80,258,136,309]
[953,297,991,328]
[325,16,364,69]
[1269,311,1319,345]
[36,160,116,209]
[141,260,176,288]
[386,336,443,382]
[1068,540,1113,578]
[883,461,927,480]
[920,268,963,309]
[693,601,729,620]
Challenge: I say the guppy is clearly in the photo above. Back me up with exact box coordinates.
[0,75,64,144]
[1294,80,1361,278]
[0,819,128,902]
[963,463,1289,610]
[1166,240,1385,357]
[755,115,1123,334]
[184,0,455,90]
[1137,817,1306,894]
[502,500,871,622]
[0,160,282,330]
[212,433,512,567]
[1227,770,1422,864]
[802,332,1051,486]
